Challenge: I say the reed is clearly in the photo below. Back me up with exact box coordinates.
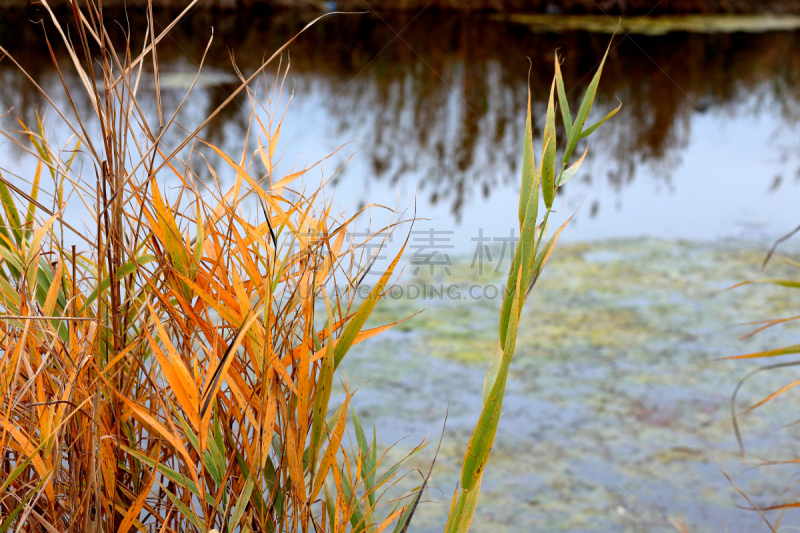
[0,3,425,531]
[442,41,617,533]
[0,3,615,532]
[725,228,800,532]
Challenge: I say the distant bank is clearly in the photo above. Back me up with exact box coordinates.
[2,0,800,13]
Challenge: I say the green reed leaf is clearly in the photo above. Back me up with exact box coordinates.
[542,78,557,209]
[0,177,22,247]
[579,98,621,139]
[554,51,572,135]
[334,240,407,369]
[519,81,536,227]
[564,40,612,166]
[0,468,52,533]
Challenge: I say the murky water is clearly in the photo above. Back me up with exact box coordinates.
[343,240,800,531]
[2,7,800,531]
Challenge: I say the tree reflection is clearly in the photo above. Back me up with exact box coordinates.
[1,7,799,217]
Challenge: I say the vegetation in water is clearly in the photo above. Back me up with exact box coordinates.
[0,4,423,531]
[348,238,800,531]
[442,38,618,532]
[500,13,800,35]
[0,2,617,532]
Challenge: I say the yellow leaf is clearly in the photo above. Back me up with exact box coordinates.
[103,377,201,494]
[310,399,349,502]
[42,258,63,316]
[0,417,54,501]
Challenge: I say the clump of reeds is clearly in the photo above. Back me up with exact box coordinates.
[0,2,615,532]
[0,3,426,531]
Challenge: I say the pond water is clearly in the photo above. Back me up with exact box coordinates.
[347,240,800,532]
[3,9,800,248]
[2,7,800,531]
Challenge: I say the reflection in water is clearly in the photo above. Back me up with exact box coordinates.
[1,8,800,220]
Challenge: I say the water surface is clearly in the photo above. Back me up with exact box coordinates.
[2,9,800,247]
[2,8,800,531]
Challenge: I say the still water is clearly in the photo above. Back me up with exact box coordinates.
[2,7,800,531]
[3,9,800,247]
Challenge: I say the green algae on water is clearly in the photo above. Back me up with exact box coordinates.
[499,14,800,35]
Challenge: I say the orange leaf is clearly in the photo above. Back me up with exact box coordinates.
[118,449,160,533]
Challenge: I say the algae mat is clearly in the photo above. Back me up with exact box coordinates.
[337,239,800,532]
[499,14,800,35]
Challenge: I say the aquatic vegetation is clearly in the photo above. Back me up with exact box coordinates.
[346,239,800,532]
[0,3,426,532]
[442,42,618,532]
[0,2,616,532]
[500,13,800,35]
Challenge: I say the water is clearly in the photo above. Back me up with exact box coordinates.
[345,240,800,531]
[2,7,800,531]
[2,9,800,248]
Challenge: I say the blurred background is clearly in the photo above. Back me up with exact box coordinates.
[3,1,800,531]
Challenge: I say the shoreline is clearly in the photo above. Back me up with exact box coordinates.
[2,0,800,13]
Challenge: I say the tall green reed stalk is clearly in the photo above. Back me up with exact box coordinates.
[443,46,618,532]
